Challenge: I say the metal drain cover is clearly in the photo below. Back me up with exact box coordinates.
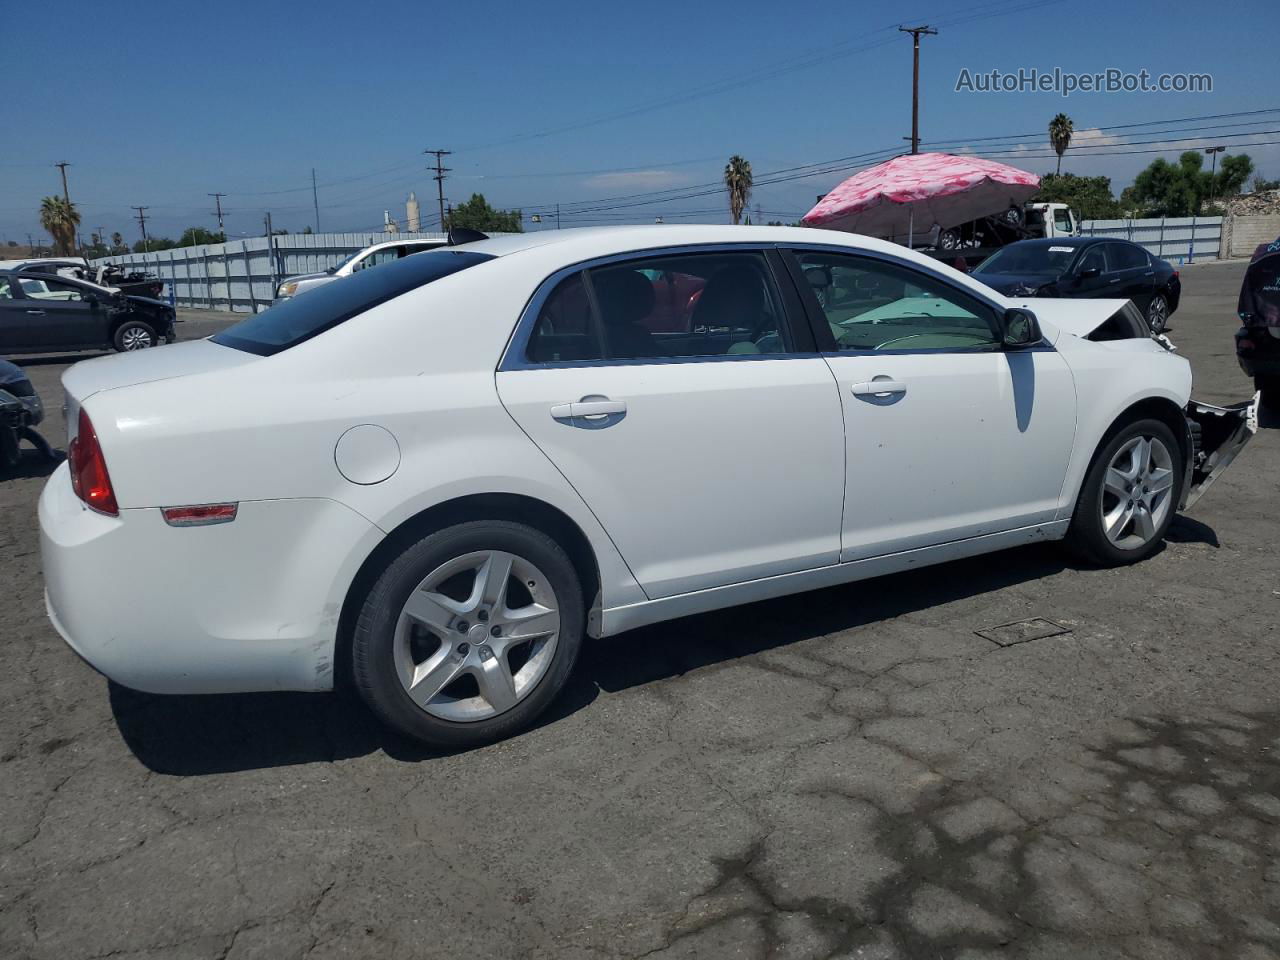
[976,617,1071,647]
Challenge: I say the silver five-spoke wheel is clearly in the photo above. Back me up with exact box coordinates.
[394,550,560,722]
[1100,434,1175,550]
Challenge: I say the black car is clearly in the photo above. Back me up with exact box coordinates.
[971,237,1182,333]
[1234,239,1280,409]
[0,270,175,354]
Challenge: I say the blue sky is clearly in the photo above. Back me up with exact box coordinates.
[2,0,1276,244]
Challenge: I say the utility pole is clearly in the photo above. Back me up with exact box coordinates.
[556,202,561,230]
[264,212,279,289]
[425,149,451,230]
[54,161,80,253]
[26,233,34,254]
[1204,146,1226,205]
[132,206,150,252]
[899,25,936,154]
[208,193,226,231]
[311,168,321,233]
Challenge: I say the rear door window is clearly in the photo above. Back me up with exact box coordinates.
[213,250,492,356]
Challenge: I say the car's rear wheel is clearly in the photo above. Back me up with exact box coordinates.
[352,520,584,748]
[1065,418,1182,566]
[1147,293,1170,334]
[113,320,156,351]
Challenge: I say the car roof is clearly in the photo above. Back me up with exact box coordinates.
[361,237,448,253]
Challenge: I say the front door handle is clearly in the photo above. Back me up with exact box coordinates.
[550,396,627,423]
[25,309,45,316]
[851,379,907,398]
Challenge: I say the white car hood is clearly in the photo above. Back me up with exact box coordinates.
[62,338,256,401]
[1005,298,1132,342]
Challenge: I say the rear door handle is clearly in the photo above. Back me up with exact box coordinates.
[851,379,907,397]
[551,397,627,422]
[25,309,45,316]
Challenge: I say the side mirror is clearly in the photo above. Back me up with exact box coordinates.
[83,293,98,306]
[1001,307,1042,348]
[1077,266,1101,280]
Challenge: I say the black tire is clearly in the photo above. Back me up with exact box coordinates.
[1000,205,1024,227]
[113,320,157,352]
[1146,293,1170,334]
[1064,418,1183,567]
[938,228,960,250]
[352,520,584,748]
[1257,375,1280,411]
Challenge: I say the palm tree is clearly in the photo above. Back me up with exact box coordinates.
[39,196,80,255]
[724,155,753,225]
[1049,113,1074,176]
[111,231,125,253]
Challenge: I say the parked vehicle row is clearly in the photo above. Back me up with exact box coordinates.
[39,226,1255,749]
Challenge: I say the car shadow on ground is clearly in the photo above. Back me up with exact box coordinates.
[108,535,1209,777]
[0,449,64,481]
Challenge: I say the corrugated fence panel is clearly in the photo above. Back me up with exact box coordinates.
[90,232,451,313]
[1080,217,1222,262]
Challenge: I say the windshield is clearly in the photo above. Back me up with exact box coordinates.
[213,250,493,356]
[325,251,360,274]
[975,244,1078,277]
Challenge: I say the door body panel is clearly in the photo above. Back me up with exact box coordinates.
[497,358,845,599]
[825,349,1077,561]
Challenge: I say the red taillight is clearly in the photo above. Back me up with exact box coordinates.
[161,503,238,527]
[68,408,118,516]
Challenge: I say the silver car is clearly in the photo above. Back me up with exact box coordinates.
[273,238,446,303]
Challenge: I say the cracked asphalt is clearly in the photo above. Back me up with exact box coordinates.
[2,263,1278,960]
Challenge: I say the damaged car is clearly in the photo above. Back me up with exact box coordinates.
[1234,238,1280,409]
[39,226,1255,749]
[0,269,175,354]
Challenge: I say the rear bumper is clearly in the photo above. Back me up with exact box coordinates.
[39,463,383,694]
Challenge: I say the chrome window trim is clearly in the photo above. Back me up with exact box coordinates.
[497,242,811,372]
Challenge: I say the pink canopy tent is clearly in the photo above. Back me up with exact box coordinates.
[802,152,1041,244]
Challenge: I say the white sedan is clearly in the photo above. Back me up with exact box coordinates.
[39,226,1255,747]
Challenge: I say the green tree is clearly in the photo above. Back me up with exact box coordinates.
[724,155,753,225]
[1033,173,1122,219]
[39,196,80,255]
[1127,151,1255,216]
[447,193,524,232]
[178,226,226,247]
[132,237,177,253]
[1048,113,1074,176]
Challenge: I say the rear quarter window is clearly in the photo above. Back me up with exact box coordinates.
[213,250,493,356]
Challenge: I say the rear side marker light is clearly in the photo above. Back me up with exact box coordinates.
[161,503,239,527]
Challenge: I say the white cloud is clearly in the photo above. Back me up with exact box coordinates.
[1070,127,1125,148]
[582,169,692,191]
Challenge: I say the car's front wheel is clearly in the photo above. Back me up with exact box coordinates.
[1147,293,1170,334]
[352,520,584,748]
[113,320,157,351]
[1065,418,1183,566]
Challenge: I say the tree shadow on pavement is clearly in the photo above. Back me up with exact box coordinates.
[111,542,1078,776]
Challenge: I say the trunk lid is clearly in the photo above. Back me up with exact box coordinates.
[62,338,255,402]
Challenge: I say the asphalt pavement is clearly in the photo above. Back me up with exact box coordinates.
[1,265,1278,960]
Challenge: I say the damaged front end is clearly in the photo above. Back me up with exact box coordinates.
[1181,394,1259,510]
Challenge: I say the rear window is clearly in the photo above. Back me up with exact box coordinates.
[213,250,493,356]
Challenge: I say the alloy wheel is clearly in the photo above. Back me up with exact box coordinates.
[121,327,153,350]
[1100,434,1175,550]
[393,550,561,722]
[1148,296,1168,333]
